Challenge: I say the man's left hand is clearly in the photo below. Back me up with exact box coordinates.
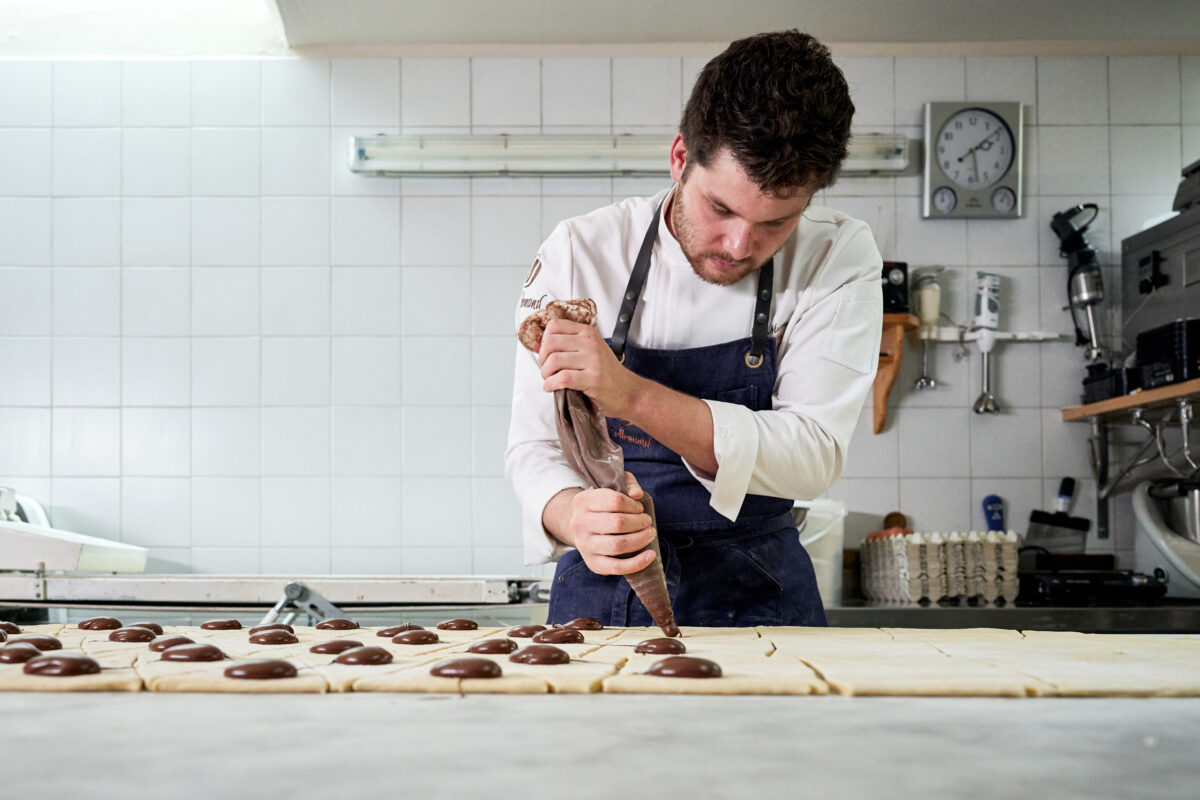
[538,319,640,418]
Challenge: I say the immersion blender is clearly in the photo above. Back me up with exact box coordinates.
[972,271,1001,415]
[912,269,942,390]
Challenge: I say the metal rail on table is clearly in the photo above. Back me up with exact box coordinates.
[0,573,551,618]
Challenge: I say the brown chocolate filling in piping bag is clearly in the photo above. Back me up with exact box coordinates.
[519,299,679,637]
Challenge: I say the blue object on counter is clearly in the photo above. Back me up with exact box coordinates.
[982,494,1005,531]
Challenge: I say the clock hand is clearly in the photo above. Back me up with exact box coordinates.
[956,128,1002,162]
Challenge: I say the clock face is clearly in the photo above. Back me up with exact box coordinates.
[934,108,1015,190]
[923,101,1023,219]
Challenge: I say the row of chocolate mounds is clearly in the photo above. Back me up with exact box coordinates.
[1,622,721,681]
[72,616,609,633]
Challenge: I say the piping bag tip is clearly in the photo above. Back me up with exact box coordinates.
[625,493,681,638]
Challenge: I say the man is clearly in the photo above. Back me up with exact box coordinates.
[506,30,882,627]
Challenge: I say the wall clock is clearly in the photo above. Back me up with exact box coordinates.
[923,102,1023,219]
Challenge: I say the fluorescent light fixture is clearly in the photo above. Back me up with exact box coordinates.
[348,133,908,178]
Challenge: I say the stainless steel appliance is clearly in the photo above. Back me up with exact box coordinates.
[1120,158,1200,349]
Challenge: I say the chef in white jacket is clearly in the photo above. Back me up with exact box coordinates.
[507,30,882,627]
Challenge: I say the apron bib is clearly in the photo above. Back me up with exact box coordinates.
[547,195,826,628]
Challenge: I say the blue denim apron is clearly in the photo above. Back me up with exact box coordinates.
[546,198,827,628]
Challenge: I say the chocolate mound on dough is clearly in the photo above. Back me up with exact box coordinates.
[378,624,423,637]
[224,659,298,680]
[127,622,164,635]
[309,639,363,655]
[429,658,502,679]
[248,623,294,635]
[200,619,243,630]
[0,622,20,635]
[436,619,479,631]
[78,617,122,631]
[0,642,43,663]
[634,638,687,655]
[510,645,570,665]
[532,628,584,645]
[646,656,722,679]
[393,630,440,645]
[149,635,195,652]
[161,643,227,662]
[23,654,101,677]
[333,646,394,666]
[248,629,299,645]
[316,618,360,630]
[563,617,604,630]
[507,625,547,638]
[108,626,156,643]
[467,638,518,655]
[16,635,62,652]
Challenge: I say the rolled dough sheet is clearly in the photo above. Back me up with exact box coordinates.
[602,652,827,695]
[938,633,1200,697]
[797,651,1045,697]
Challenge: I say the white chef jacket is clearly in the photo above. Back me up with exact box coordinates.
[507,187,883,565]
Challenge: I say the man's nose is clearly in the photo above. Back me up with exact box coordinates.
[723,220,753,259]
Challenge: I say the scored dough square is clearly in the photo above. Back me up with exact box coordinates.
[147,657,328,693]
[603,655,826,695]
[0,646,142,693]
[351,659,548,694]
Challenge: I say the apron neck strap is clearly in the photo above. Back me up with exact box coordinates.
[610,196,664,361]
[746,258,773,367]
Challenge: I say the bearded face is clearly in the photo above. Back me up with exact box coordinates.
[667,147,811,287]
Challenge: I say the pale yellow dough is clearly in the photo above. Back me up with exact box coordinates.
[3,624,1200,697]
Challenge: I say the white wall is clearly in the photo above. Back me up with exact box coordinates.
[0,54,1196,575]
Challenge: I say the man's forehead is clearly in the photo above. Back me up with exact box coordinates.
[692,148,813,213]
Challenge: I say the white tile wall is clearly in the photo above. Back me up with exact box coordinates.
[0,53,1190,577]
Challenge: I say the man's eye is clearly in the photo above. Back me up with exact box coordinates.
[711,206,731,216]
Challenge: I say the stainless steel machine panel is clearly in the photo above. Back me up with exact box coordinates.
[1121,205,1200,346]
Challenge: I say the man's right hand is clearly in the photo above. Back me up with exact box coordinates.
[546,472,657,576]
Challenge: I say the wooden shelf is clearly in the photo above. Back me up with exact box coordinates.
[1061,377,1200,422]
[873,313,919,434]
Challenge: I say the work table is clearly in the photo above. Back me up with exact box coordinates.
[2,692,1195,799]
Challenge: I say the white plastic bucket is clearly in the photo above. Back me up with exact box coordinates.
[794,498,847,608]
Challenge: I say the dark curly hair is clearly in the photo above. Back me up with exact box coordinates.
[679,30,854,196]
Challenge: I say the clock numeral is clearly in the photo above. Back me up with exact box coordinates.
[942,160,951,169]
[943,132,954,141]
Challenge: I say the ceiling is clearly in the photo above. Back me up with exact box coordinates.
[273,0,1200,55]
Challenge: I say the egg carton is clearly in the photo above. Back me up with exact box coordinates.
[861,530,1020,604]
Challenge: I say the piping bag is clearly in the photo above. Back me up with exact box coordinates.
[519,299,680,637]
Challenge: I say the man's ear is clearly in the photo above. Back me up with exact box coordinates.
[668,134,688,183]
